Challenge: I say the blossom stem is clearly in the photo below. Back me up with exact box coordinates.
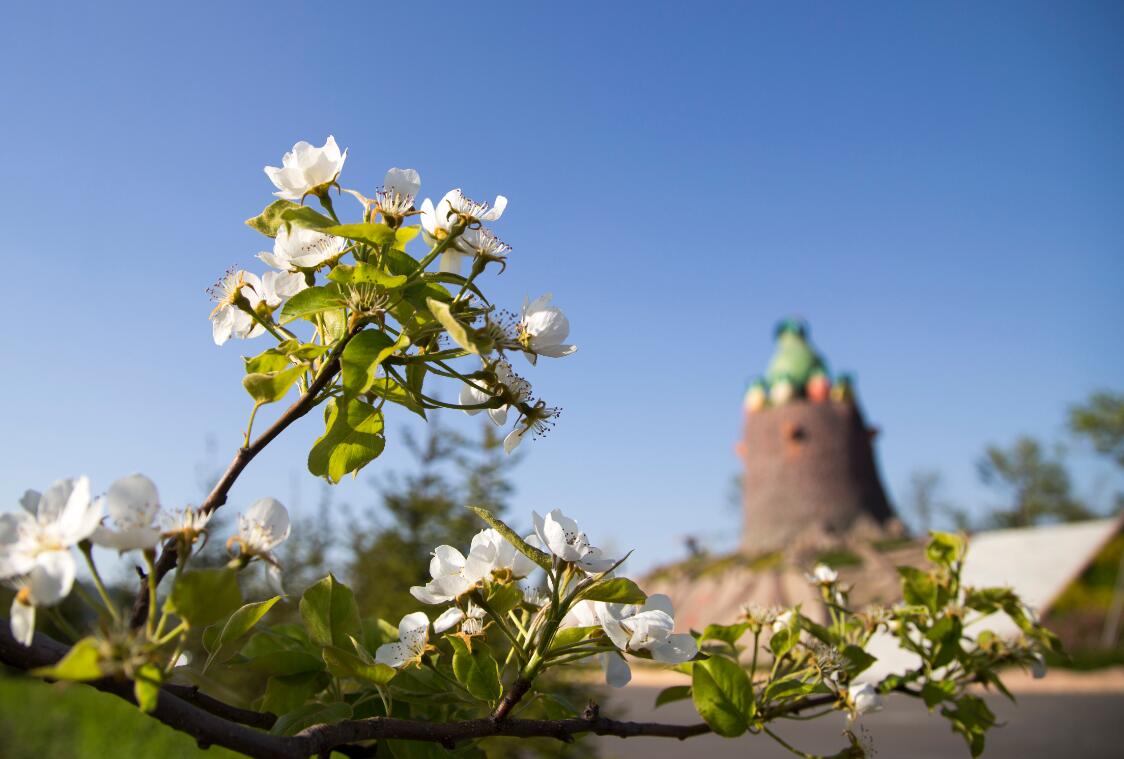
[750,630,761,682]
[408,225,466,282]
[164,635,187,675]
[155,622,188,647]
[383,366,494,411]
[763,726,816,758]
[144,551,159,638]
[473,595,527,663]
[46,608,80,642]
[244,402,263,448]
[80,543,120,624]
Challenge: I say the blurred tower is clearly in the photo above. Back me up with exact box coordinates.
[738,319,897,553]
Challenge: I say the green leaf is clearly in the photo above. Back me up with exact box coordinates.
[322,309,348,342]
[450,638,502,702]
[769,627,797,659]
[279,205,335,232]
[549,626,595,651]
[300,574,362,649]
[261,671,329,716]
[322,645,396,686]
[841,644,877,676]
[328,262,409,289]
[165,568,242,628]
[426,298,489,355]
[278,285,346,325]
[899,566,939,613]
[242,365,304,405]
[340,331,409,396]
[421,271,488,304]
[484,583,524,616]
[270,701,352,736]
[926,531,966,566]
[700,622,750,647]
[205,597,282,669]
[307,397,385,483]
[655,684,692,708]
[579,577,647,604]
[238,650,325,677]
[941,694,996,757]
[764,676,815,701]
[466,506,551,570]
[246,199,301,237]
[921,680,956,710]
[322,222,397,248]
[691,655,753,737]
[366,378,427,419]
[244,347,293,375]
[31,637,104,681]
[134,663,163,713]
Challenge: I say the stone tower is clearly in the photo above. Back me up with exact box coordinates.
[737,319,897,554]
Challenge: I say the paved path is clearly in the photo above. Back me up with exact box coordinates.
[592,689,1124,758]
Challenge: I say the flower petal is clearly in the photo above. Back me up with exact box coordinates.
[10,598,34,647]
[433,607,466,634]
[29,550,76,605]
[602,652,632,688]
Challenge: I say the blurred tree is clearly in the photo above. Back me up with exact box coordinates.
[977,436,1091,528]
[1069,390,1124,468]
[904,470,970,533]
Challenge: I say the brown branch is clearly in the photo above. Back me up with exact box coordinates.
[2,628,718,758]
[491,675,531,720]
[163,684,277,730]
[129,347,351,628]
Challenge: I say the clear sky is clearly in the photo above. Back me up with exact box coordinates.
[1,1,1121,572]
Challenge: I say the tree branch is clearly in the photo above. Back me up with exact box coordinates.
[2,628,719,758]
[129,345,352,628]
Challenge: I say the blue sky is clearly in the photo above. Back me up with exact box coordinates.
[0,1,1121,572]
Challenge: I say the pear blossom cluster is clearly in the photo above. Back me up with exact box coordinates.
[563,594,698,687]
[372,507,697,691]
[410,528,537,605]
[206,135,579,456]
[0,475,291,646]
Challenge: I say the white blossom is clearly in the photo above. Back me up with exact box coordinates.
[264,136,348,200]
[433,602,487,635]
[375,611,430,668]
[0,478,102,646]
[374,168,421,220]
[772,609,795,633]
[259,270,307,307]
[235,498,291,563]
[410,528,534,605]
[460,360,531,427]
[160,506,212,543]
[465,528,537,580]
[259,225,346,272]
[517,294,576,364]
[503,401,561,454]
[530,509,616,573]
[562,595,697,688]
[460,227,511,264]
[848,682,883,716]
[91,474,162,552]
[807,563,838,585]
[208,269,266,346]
[419,188,507,274]
[410,545,477,605]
